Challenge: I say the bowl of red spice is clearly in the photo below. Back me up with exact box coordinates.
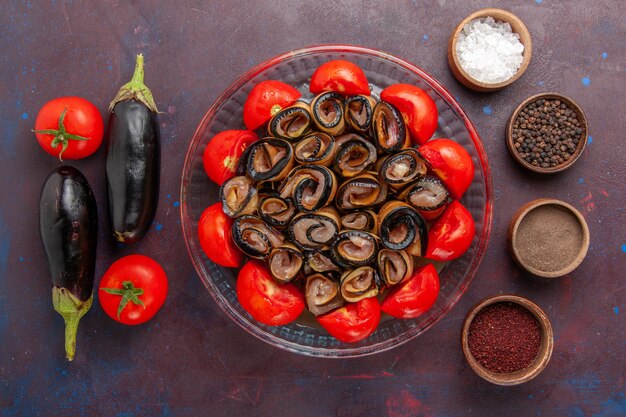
[506,93,588,173]
[461,295,553,386]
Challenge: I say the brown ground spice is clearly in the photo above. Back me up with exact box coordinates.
[468,302,542,374]
[514,204,583,272]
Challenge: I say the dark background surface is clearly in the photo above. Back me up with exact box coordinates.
[1,1,624,416]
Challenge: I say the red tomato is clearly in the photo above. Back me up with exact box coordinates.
[425,201,475,262]
[198,203,243,268]
[203,130,258,185]
[99,255,168,325]
[243,80,301,131]
[317,297,381,343]
[381,264,440,319]
[418,138,475,200]
[34,96,104,160]
[310,60,370,96]
[380,84,438,145]
[236,260,305,326]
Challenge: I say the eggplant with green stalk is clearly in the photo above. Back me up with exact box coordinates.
[39,166,98,361]
[106,54,160,243]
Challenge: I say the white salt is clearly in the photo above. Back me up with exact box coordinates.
[456,16,525,84]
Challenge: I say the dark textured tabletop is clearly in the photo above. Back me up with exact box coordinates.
[1,1,624,416]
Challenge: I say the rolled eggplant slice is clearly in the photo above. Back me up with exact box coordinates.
[398,175,449,220]
[220,175,259,218]
[333,133,377,178]
[305,273,344,316]
[340,266,379,303]
[245,138,294,182]
[288,207,340,250]
[310,92,346,136]
[268,102,312,141]
[331,230,378,267]
[304,249,341,273]
[379,149,428,190]
[258,195,296,228]
[268,243,303,283]
[294,132,335,166]
[345,95,377,133]
[231,215,285,259]
[378,201,428,257]
[377,249,414,287]
[279,164,337,212]
[336,173,388,211]
[372,101,410,153]
[340,210,378,234]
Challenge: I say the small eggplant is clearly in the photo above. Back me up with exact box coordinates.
[310,92,346,136]
[40,166,98,361]
[106,54,160,243]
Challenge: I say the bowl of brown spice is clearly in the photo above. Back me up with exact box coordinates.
[508,198,590,278]
[506,93,588,173]
[462,295,553,386]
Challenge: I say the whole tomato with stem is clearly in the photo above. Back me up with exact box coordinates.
[381,83,438,145]
[418,138,475,200]
[236,260,305,326]
[243,80,301,131]
[203,130,258,185]
[198,203,243,268]
[425,201,476,262]
[317,297,381,343]
[33,96,104,160]
[310,60,370,96]
[381,264,440,319]
[99,255,168,325]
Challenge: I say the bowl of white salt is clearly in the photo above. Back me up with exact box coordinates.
[448,8,532,92]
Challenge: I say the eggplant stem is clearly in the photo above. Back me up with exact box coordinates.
[52,287,93,361]
[109,53,158,113]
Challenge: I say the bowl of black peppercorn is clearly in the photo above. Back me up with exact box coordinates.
[506,93,588,173]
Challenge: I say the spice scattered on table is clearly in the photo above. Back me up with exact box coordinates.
[511,98,583,168]
[456,17,524,83]
[468,302,541,373]
[514,204,584,272]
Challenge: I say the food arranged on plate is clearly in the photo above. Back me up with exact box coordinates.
[199,59,476,343]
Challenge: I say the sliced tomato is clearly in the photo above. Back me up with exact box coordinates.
[203,130,258,185]
[380,84,438,145]
[310,60,370,96]
[198,203,243,268]
[418,138,475,200]
[236,260,305,326]
[243,80,301,131]
[381,264,440,319]
[317,297,380,343]
[425,201,475,262]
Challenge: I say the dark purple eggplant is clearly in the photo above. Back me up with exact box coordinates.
[39,166,98,361]
[106,54,160,244]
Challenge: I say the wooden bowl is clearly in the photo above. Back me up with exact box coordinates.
[506,92,589,173]
[461,295,553,386]
[508,198,590,278]
[448,8,532,92]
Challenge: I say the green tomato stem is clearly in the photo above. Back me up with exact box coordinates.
[32,107,90,161]
[52,287,93,361]
[109,53,158,113]
[101,281,146,319]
